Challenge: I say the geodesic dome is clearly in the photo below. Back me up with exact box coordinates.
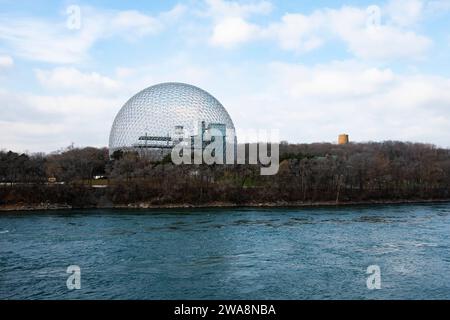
[108,82,235,155]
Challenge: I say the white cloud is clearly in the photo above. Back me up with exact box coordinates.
[206,2,432,60]
[0,120,67,152]
[28,94,119,117]
[206,0,271,47]
[35,67,120,94]
[204,0,272,18]
[210,17,261,47]
[271,61,396,98]
[0,18,92,64]
[269,6,431,59]
[386,0,424,26]
[111,10,162,37]
[237,60,450,146]
[0,90,122,152]
[111,54,215,95]
[265,12,325,52]
[325,6,432,60]
[162,3,188,20]
[0,5,184,64]
[0,55,13,68]
[426,0,450,12]
[347,27,431,60]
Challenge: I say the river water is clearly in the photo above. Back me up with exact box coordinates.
[1,203,450,299]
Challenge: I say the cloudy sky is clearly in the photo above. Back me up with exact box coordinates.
[0,0,449,152]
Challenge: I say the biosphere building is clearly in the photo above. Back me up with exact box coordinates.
[108,82,235,157]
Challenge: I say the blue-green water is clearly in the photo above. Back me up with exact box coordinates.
[1,204,450,300]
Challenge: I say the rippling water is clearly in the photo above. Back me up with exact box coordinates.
[1,203,450,299]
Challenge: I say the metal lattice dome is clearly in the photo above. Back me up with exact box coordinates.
[109,82,235,155]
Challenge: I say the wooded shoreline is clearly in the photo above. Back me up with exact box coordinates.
[2,141,450,211]
[2,198,450,212]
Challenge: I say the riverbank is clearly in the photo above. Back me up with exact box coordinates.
[2,198,450,212]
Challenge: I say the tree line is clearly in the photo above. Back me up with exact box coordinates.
[1,141,450,207]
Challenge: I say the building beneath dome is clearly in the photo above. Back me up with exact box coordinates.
[108,82,236,158]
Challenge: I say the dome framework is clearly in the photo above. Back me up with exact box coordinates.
[109,82,235,156]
